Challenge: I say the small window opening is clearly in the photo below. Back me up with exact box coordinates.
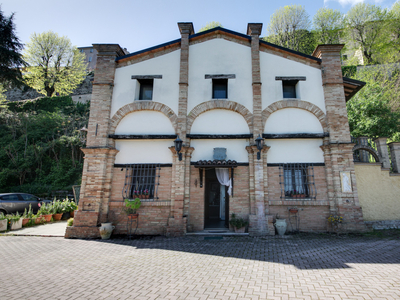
[90,48,94,53]
[212,79,228,99]
[88,56,92,62]
[139,79,154,100]
[283,80,297,98]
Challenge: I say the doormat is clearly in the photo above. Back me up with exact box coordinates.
[204,236,224,240]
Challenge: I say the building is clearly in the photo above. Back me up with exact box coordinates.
[66,23,372,238]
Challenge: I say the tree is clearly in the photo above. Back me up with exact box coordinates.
[313,8,343,44]
[0,7,25,88]
[346,66,400,141]
[23,31,86,97]
[198,22,223,32]
[266,5,313,53]
[344,3,389,65]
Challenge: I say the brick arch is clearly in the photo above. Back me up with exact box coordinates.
[352,145,380,162]
[109,101,178,134]
[187,100,253,134]
[262,100,328,132]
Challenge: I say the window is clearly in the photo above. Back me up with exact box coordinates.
[139,79,153,100]
[80,49,84,53]
[90,48,93,53]
[122,164,161,200]
[279,163,316,199]
[88,56,92,62]
[282,80,297,98]
[212,79,228,99]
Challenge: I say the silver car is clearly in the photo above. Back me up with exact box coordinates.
[0,193,52,215]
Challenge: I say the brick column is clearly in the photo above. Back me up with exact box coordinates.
[313,45,365,231]
[65,44,124,239]
[177,22,194,144]
[388,142,400,173]
[167,146,193,236]
[374,137,390,169]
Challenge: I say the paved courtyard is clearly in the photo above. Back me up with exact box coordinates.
[1,234,400,300]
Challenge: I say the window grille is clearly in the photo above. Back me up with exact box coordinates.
[122,164,161,201]
[212,79,228,99]
[279,163,316,199]
[139,79,154,100]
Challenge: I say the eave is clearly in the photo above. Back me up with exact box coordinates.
[343,77,366,101]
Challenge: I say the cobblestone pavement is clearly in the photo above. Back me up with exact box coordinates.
[1,234,400,300]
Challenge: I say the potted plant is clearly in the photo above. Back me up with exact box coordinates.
[51,200,63,221]
[328,215,343,234]
[69,201,78,218]
[0,213,8,232]
[8,212,22,230]
[229,213,248,233]
[33,214,45,225]
[61,197,77,220]
[122,198,141,219]
[37,202,52,222]
[22,204,34,226]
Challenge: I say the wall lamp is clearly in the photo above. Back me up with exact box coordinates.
[174,135,183,161]
[255,134,264,160]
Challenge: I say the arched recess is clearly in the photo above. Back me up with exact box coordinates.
[262,100,328,132]
[187,100,253,134]
[110,101,178,134]
[353,144,380,162]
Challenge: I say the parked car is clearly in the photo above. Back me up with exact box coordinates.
[0,193,52,215]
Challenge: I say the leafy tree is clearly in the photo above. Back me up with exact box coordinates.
[23,31,86,97]
[344,3,389,65]
[313,8,343,44]
[0,7,26,87]
[347,65,400,141]
[266,5,313,53]
[198,22,223,32]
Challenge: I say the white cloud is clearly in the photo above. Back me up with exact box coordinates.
[324,0,384,6]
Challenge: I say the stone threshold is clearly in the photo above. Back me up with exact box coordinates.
[186,228,249,236]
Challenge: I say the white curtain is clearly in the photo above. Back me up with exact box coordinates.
[215,168,232,196]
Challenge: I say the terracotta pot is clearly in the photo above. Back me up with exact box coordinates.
[70,210,75,218]
[234,227,245,233]
[43,214,52,222]
[22,218,30,226]
[289,209,298,213]
[128,213,138,220]
[35,216,44,224]
[52,213,63,221]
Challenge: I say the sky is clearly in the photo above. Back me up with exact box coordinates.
[1,0,399,54]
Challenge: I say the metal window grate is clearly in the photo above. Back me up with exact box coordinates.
[279,163,316,200]
[122,164,161,201]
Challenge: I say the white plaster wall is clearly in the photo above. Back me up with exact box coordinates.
[266,139,324,163]
[191,140,249,162]
[188,39,252,113]
[260,52,325,113]
[111,49,181,117]
[114,111,175,135]
[264,108,323,134]
[191,109,250,134]
[115,140,174,164]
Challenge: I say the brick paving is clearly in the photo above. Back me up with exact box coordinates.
[1,234,400,300]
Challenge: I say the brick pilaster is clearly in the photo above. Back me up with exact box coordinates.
[65,44,124,239]
[313,45,365,231]
[177,22,194,144]
[167,146,193,236]
[374,137,390,169]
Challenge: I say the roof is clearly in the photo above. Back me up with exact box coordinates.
[343,77,366,101]
[115,27,321,63]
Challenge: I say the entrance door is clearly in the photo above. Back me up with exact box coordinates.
[204,169,229,228]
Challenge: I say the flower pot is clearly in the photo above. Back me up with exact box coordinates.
[52,213,63,221]
[0,219,7,232]
[22,218,30,226]
[10,218,23,230]
[128,214,138,220]
[35,216,44,224]
[99,223,115,240]
[62,212,71,220]
[70,210,75,218]
[234,226,245,233]
[289,209,298,213]
[274,219,287,236]
[43,214,52,222]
